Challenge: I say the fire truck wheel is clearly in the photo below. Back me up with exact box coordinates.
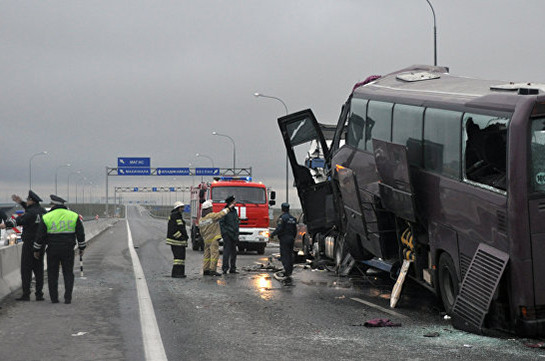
[438,252,460,315]
[257,244,266,255]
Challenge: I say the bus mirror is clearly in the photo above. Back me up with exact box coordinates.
[270,191,276,200]
[269,200,276,206]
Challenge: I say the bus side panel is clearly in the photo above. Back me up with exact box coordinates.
[429,222,460,275]
[529,199,545,305]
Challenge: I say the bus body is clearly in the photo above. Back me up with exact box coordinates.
[278,64,545,336]
[190,177,275,254]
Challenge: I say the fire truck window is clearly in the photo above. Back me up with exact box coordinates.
[211,186,266,204]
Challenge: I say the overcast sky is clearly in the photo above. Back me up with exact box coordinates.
[1,0,544,206]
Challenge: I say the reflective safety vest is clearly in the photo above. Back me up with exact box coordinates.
[43,208,79,235]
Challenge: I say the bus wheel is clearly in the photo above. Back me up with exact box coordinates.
[334,236,348,275]
[438,252,460,315]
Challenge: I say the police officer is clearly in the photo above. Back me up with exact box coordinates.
[271,203,297,283]
[0,191,46,301]
[166,201,189,278]
[220,195,239,274]
[34,195,86,304]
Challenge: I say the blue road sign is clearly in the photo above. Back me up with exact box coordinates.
[195,167,220,176]
[118,157,150,168]
[184,204,190,213]
[152,187,157,192]
[118,168,151,176]
[133,187,139,192]
[156,167,190,176]
[169,187,175,192]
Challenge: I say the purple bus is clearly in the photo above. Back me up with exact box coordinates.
[278,65,545,337]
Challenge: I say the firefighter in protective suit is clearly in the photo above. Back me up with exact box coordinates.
[166,201,189,278]
[271,202,297,283]
[199,199,234,276]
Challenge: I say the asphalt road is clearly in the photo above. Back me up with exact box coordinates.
[0,205,543,360]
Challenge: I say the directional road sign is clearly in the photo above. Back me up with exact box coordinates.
[118,157,150,168]
[195,167,220,176]
[118,168,151,176]
[156,167,190,176]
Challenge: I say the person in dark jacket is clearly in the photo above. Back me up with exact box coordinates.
[271,202,297,283]
[33,194,85,304]
[0,191,46,301]
[166,201,189,278]
[220,195,239,274]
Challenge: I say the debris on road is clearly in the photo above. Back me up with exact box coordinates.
[363,318,401,327]
[242,262,282,273]
[423,331,440,337]
[71,331,88,337]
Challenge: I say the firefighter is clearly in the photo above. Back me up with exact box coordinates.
[271,202,297,283]
[0,191,46,301]
[220,195,239,274]
[33,195,86,304]
[166,201,189,278]
[199,199,234,276]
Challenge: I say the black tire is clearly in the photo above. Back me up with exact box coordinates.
[334,236,348,275]
[257,244,265,255]
[438,252,460,315]
[302,234,312,259]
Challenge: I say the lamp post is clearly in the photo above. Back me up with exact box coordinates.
[76,176,86,204]
[425,0,437,66]
[196,153,215,167]
[254,92,290,203]
[212,132,236,170]
[29,151,48,190]
[67,171,81,203]
[55,163,71,196]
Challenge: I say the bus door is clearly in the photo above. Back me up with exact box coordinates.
[278,109,338,234]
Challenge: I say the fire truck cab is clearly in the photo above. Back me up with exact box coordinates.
[190,177,275,254]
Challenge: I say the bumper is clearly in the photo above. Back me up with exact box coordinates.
[238,228,269,244]
[517,318,545,337]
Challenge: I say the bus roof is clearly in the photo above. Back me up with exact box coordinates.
[354,65,545,112]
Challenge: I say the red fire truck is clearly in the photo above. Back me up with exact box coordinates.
[190,177,276,254]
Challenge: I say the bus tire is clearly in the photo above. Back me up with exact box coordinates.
[438,252,460,315]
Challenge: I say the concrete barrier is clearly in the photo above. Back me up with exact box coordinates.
[0,217,119,301]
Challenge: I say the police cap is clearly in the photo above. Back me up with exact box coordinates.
[27,190,42,203]
[281,202,290,211]
[225,195,235,204]
[50,194,66,205]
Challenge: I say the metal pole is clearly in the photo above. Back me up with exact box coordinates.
[253,93,290,203]
[105,167,109,217]
[29,151,47,190]
[212,132,236,170]
[425,0,437,66]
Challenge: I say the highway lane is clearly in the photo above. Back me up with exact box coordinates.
[0,205,542,360]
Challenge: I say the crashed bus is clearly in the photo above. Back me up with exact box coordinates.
[278,65,545,337]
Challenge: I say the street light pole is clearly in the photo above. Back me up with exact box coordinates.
[29,151,48,190]
[196,153,215,167]
[212,132,236,170]
[425,0,437,66]
[55,163,71,196]
[67,171,81,203]
[254,92,290,203]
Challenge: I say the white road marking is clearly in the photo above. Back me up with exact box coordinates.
[126,220,168,361]
[350,297,408,319]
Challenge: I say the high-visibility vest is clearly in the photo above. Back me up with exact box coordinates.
[43,208,79,234]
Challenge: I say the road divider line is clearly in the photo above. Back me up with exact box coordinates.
[126,220,168,361]
[350,297,408,319]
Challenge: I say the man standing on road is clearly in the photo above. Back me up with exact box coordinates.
[220,195,239,274]
[271,203,297,284]
[199,199,234,276]
[34,195,86,304]
[166,201,189,278]
[0,191,46,301]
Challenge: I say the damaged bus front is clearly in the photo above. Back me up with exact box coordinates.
[278,64,545,337]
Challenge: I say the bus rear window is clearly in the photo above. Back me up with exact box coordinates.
[531,117,545,192]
